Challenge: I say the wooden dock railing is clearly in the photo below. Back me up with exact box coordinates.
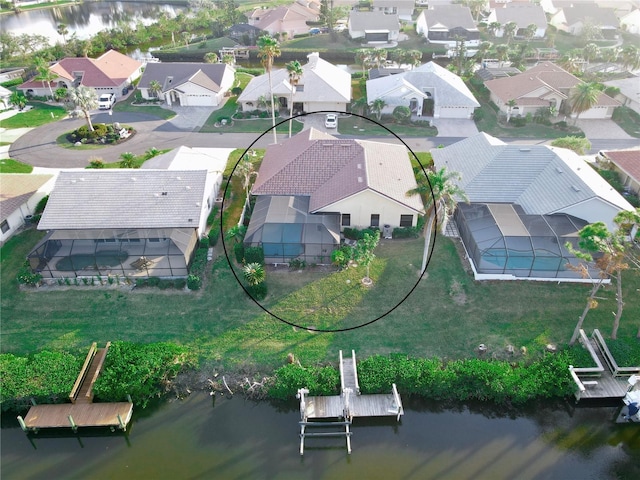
[82,342,111,403]
[351,350,360,395]
[592,329,640,377]
[69,342,97,404]
[573,329,605,376]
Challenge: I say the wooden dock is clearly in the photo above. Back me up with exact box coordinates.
[297,350,403,455]
[569,329,637,402]
[18,342,133,433]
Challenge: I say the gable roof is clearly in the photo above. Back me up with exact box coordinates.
[142,146,231,174]
[431,133,633,217]
[252,128,423,213]
[138,63,233,93]
[420,4,478,30]
[38,170,207,230]
[248,1,319,30]
[238,52,350,104]
[19,50,141,90]
[492,4,548,29]
[367,61,480,107]
[0,174,53,223]
[349,11,401,31]
[559,4,620,27]
[485,62,619,107]
[602,149,640,183]
[604,75,640,102]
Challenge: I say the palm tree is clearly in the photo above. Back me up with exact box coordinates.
[488,21,501,38]
[148,80,162,100]
[570,82,600,125]
[234,154,258,199]
[57,23,69,44]
[225,225,247,243]
[558,49,583,74]
[601,46,619,64]
[351,96,369,116]
[355,49,371,77]
[582,43,599,67]
[9,91,26,110]
[69,85,98,131]
[477,41,492,66]
[222,54,235,65]
[119,152,136,168]
[243,262,265,286]
[370,48,387,68]
[506,99,517,122]
[503,21,518,45]
[495,44,509,67]
[203,52,219,63]
[34,57,56,99]
[368,98,386,121]
[620,45,640,71]
[407,50,423,68]
[181,31,191,48]
[523,23,538,42]
[257,34,281,144]
[285,60,303,138]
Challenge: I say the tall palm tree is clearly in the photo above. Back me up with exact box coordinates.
[355,49,371,77]
[148,80,162,100]
[503,21,518,45]
[285,60,303,138]
[57,23,69,44]
[34,57,56,99]
[407,50,423,68]
[488,21,501,38]
[69,85,98,131]
[476,41,492,66]
[495,44,509,67]
[370,48,387,68]
[257,34,281,144]
[203,52,219,63]
[523,23,538,42]
[582,43,599,67]
[570,82,600,125]
[234,154,258,199]
[506,99,517,122]
[620,45,640,71]
[351,96,369,116]
[368,98,386,121]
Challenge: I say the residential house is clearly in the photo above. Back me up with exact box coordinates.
[18,50,142,99]
[137,63,235,107]
[599,149,640,195]
[371,0,415,21]
[0,174,55,245]
[28,170,211,279]
[484,62,619,119]
[604,76,640,115]
[348,11,401,45]
[247,0,320,39]
[238,52,351,113]
[245,128,424,263]
[620,8,640,34]
[550,3,620,38]
[415,5,480,48]
[0,85,11,108]
[432,133,634,280]
[486,3,548,39]
[366,61,480,119]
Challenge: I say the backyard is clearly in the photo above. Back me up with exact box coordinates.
[2,226,638,370]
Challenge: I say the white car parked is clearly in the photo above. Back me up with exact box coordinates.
[98,93,116,110]
[325,113,337,128]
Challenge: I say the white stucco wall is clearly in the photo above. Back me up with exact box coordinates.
[557,198,626,231]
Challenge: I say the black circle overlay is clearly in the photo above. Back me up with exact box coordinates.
[220,111,437,332]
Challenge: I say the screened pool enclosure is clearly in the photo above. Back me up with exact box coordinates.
[455,203,597,279]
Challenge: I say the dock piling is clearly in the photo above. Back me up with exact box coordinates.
[68,414,77,432]
[17,416,27,432]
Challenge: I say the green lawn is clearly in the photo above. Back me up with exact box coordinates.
[3,228,638,370]
[0,102,67,129]
[338,114,438,137]
[116,94,176,120]
[612,106,640,138]
[0,158,33,173]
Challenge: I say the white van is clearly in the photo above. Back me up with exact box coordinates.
[98,93,116,110]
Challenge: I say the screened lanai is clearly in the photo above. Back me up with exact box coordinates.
[244,196,340,264]
[455,203,597,279]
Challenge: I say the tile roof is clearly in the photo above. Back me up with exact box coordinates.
[349,11,401,31]
[0,174,53,222]
[431,133,632,216]
[367,61,480,108]
[602,150,640,183]
[603,75,640,102]
[38,170,207,230]
[560,4,620,27]
[492,4,548,29]
[421,4,477,30]
[252,128,423,213]
[138,63,233,93]
[238,53,350,105]
[485,62,619,107]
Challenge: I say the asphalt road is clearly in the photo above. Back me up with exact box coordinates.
[8,112,639,169]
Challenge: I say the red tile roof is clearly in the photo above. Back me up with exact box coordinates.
[602,150,640,183]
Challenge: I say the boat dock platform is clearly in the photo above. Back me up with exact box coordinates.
[297,350,403,455]
[17,342,133,433]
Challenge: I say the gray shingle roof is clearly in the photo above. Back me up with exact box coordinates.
[349,11,400,31]
[493,4,548,29]
[0,174,53,222]
[422,5,477,30]
[138,63,233,93]
[431,133,631,216]
[38,170,207,230]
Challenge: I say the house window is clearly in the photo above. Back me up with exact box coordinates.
[370,214,380,227]
[1,220,9,233]
[400,215,413,227]
[341,214,351,226]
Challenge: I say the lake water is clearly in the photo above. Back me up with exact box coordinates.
[2,393,639,479]
[0,1,184,44]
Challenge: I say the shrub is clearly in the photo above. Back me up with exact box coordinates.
[208,224,220,246]
[187,274,202,290]
[234,242,245,264]
[247,280,267,300]
[392,226,419,238]
[207,206,220,226]
[231,86,243,95]
[199,236,210,249]
[16,261,42,286]
[157,279,174,289]
[268,364,340,400]
[244,246,264,265]
[508,116,527,127]
[147,276,160,287]
[289,258,306,269]
[174,278,187,289]
[551,136,591,155]
[35,195,48,214]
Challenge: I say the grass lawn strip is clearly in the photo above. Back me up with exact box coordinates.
[0,102,67,129]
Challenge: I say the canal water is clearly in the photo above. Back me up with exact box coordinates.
[2,393,639,479]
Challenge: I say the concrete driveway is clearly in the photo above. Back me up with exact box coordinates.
[430,118,478,137]
[574,119,634,140]
[155,105,217,132]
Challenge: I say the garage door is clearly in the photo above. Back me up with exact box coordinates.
[181,94,216,107]
[365,32,389,42]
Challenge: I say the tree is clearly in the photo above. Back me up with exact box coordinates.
[550,136,591,155]
[57,23,69,44]
[69,86,98,131]
[523,23,538,42]
[476,41,492,66]
[503,21,518,45]
[181,31,191,48]
[222,53,235,65]
[243,262,265,286]
[353,230,380,284]
[257,34,281,144]
[495,44,509,67]
[407,50,423,68]
[148,80,163,100]
[285,60,303,138]
[488,21,501,38]
[355,49,371,77]
[368,98,386,121]
[234,154,257,199]
[392,106,411,124]
[570,82,600,125]
[119,152,136,168]
[34,56,56,99]
[204,52,219,63]
[319,0,347,35]
[351,96,369,116]
[558,49,584,74]
[620,45,640,71]
[225,225,247,243]
[580,19,603,42]
[601,46,619,64]
[9,91,26,110]
[506,99,517,122]
[370,48,387,68]
[582,43,599,66]
[462,0,486,21]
